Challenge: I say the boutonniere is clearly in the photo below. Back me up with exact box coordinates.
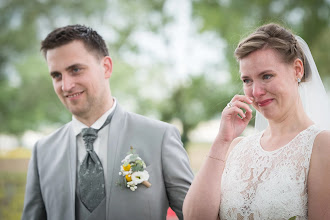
[118,146,151,191]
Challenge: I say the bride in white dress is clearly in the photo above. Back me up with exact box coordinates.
[183,23,330,220]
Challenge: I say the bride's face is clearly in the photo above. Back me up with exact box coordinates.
[240,48,303,122]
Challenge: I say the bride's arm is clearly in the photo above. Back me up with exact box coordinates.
[182,136,242,220]
[308,130,330,219]
[183,95,252,220]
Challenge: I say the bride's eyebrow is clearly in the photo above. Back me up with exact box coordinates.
[240,69,275,79]
[258,70,274,76]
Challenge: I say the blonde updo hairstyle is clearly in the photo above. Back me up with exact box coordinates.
[234,23,310,82]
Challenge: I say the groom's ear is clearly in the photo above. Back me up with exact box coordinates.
[293,58,304,80]
[103,56,113,79]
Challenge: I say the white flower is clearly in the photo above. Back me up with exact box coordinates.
[119,172,122,175]
[130,187,135,191]
[132,170,149,185]
[123,171,131,176]
[122,154,133,162]
[127,181,135,186]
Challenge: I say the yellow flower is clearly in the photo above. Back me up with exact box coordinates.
[125,175,132,182]
[123,164,131,171]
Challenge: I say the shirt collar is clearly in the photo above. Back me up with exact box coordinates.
[72,98,117,136]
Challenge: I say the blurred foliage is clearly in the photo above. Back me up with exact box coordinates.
[192,0,330,82]
[159,75,240,145]
[311,28,330,84]
[0,148,31,159]
[0,172,26,220]
[5,54,70,134]
[1,0,330,146]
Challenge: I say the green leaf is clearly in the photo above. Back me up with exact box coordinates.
[127,146,136,155]
[131,163,143,172]
[129,155,138,162]
[288,216,297,220]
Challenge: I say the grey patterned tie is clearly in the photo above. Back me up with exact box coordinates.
[78,114,112,212]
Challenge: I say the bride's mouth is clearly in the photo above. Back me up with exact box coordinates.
[257,99,273,107]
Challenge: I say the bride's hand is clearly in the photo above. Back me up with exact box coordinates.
[217,95,253,143]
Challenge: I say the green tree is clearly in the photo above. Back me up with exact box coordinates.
[192,0,330,81]
[158,75,240,146]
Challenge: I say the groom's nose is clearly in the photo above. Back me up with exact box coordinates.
[61,75,75,92]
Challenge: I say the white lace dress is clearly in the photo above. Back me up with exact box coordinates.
[219,125,322,220]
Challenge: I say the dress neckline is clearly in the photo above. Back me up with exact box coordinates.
[257,124,315,154]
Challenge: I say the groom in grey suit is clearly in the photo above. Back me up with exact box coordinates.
[22,24,193,220]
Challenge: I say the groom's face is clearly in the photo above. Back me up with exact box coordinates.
[46,40,112,122]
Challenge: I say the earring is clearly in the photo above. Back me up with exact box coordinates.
[297,78,301,83]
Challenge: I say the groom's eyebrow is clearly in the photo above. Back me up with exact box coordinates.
[65,63,84,71]
[240,73,250,80]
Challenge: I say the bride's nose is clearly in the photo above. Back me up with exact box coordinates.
[252,81,266,98]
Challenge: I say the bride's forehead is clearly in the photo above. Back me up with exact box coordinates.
[245,48,283,61]
[240,49,283,69]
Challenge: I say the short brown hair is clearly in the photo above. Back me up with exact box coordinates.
[234,23,310,81]
[41,24,109,60]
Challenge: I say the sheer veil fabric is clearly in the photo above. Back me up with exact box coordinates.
[255,36,330,131]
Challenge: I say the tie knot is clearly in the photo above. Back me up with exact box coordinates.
[81,128,98,146]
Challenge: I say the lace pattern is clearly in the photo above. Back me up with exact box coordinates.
[219,125,322,220]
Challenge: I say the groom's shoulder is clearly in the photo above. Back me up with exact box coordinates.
[37,122,72,146]
[125,110,173,130]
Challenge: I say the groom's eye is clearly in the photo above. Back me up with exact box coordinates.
[51,72,62,80]
[242,79,251,84]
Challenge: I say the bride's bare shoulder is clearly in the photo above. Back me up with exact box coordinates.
[312,130,330,158]
[314,130,330,147]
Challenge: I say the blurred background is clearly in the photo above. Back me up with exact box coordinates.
[1,0,330,219]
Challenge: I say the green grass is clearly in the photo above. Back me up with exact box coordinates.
[0,172,27,220]
[186,142,212,173]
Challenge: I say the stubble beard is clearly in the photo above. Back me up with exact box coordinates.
[63,94,95,119]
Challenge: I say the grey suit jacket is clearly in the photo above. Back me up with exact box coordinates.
[22,103,194,220]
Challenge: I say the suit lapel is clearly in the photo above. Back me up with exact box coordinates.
[68,124,77,219]
[106,103,126,218]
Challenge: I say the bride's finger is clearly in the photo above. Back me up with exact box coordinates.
[231,95,253,104]
[231,101,252,114]
[229,106,247,119]
[243,108,253,122]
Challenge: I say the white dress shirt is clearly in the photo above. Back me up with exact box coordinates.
[72,99,117,188]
